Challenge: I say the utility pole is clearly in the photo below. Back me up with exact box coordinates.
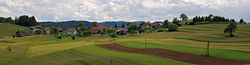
[144,30,147,48]
[110,59,113,65]
[205,41,210,56]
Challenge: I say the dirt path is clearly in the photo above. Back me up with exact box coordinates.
[100,44,250,65]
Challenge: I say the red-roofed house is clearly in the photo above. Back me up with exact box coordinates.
[90,25,108,34]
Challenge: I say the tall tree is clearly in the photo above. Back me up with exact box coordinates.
[239,19,245,24]
[208,14,213,23]
[5,17,14,23]
[224,22,237,37]
[16,15,37,26]
[191,16,198,25]
[180,13,188,22]
[110,33,118,40]
[122,24,125,28]
[163,20,169,28]
[172,18,180,25]
[128,24,138,35]
[29,16,38,26]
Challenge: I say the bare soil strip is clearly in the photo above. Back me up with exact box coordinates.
[100,44,250,65]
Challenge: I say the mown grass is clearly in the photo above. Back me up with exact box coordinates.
[11,49,139,65]
[74,45,194,65]
[119,41,250,61]
[0,23,26,38]
[0,24,250,65]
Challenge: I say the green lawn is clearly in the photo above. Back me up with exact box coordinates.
[0,24,250,65]
[0,23,26,38]
[119,41,250,60]
[73,45,193,65]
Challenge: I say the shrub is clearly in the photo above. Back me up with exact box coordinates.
[71,35,76,40]
[224,22,237,37]
[110,33,118,40]
[168,23,178,32]
[157,29,164,32]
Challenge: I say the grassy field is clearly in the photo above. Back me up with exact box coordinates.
[119,41,250,60]
[0,23,26,38]
[0,23,250,65]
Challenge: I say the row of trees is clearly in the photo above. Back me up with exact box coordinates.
[191,14,246,25]
[0,15,38,27]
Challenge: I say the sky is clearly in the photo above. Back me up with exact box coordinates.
[0,0,250,22]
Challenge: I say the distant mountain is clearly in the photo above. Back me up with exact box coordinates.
[40,20,92,29]
[101,21,130,27]
[133,21,145,25]
[101,21,145,27]
[40,20,146,29]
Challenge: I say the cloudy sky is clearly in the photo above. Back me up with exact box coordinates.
[0,0,250,22]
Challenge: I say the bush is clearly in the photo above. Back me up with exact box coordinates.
[168,23,178,32]
[55,33,62,39]
[157,29,164,32]
[110,33,118,40]
[224,22,237,37]
[71,35,76,40]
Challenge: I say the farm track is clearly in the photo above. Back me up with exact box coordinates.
[100,43,250,65]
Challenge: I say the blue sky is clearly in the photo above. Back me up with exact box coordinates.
[0,0,249,22]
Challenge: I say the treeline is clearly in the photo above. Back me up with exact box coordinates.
[191,14,246,25]
[0,15,37,27]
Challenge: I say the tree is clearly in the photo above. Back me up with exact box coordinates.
[208,14,213,23]
[78,26,91,37]
[114,24,118,28]
[71,35,76,40]
[56,33,62,39]
[75,23,91,37]
[163,20,169,28]
[29,16,38,26]
[224,22,237,37]
[6,45,12,53]
[92,22,98,27]
[16,15,37,26]
[239,19,245,24]
[110,33,118,40]
[180,13,188,22]
[127,24,138,35]
[122,24,125,28]
[191,16,198,25]
[172,18,180,26]
[230,19,236,22]
[5,17,14,23]
[168,23,178,32]
[101,28,108,35]
[107,28,116,35]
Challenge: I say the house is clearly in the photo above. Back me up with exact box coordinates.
[66,28,78,35]
[13,30,32,37]
[90,25,108,34]
[141,23,151,29]
[43,27,51,34]
[56,27,64,33]
[116,28,128,35]
[30,26,40,32]
[151,21,163,29]
[178,22,187,26]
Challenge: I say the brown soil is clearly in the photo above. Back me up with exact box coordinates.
[100,43,250,65]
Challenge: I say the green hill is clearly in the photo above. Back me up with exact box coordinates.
[0,23,26,38]
[0,24,250,65]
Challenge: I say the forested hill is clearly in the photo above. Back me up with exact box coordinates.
[40,21,92,29]
[40,21,145,29]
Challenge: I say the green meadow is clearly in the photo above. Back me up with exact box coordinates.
[0,23,250,65]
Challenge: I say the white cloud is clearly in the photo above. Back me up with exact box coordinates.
[0,0,249,22]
